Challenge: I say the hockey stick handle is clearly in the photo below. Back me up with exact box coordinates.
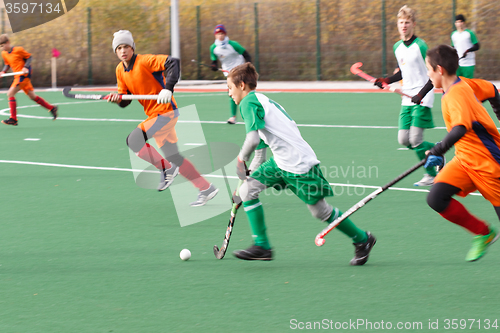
[213,179,244,259]
[1,71,26,77]
[350,62,413,98]
[315,159,426,246]
[191,59,229,73]
[63,87,158,100]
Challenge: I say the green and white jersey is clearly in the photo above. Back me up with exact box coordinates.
[451,29,478,67]
[239,91,320,174]
[394,37,435,108]
[210,37,246,77]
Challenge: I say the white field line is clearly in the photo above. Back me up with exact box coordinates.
[0,159,483,197]
[0,104,451,129]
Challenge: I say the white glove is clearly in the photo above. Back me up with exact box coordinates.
[157,89,172,104]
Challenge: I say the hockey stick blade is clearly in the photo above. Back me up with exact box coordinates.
[214,180,244,259]
[62,87,159,100]
[349,62,413,98]
[315,159,426,246]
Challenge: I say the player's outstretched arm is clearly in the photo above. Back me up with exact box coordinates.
[429,125,467,156]
[412,79,434,104]
[164,56,180,92]
[374,70,402,89]
[242,50,252,63]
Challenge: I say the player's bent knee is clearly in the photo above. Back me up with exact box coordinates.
[427,183,458,213]
[308,199,333,221]
[126,128,147,153]
[239,178,265,202]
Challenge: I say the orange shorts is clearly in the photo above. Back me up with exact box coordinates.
[435,156,500,206]
[139,109,179,147]
[12,76,34,93]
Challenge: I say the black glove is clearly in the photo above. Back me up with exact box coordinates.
[374,77,389,89]
[411,93,423,104]
[210,60,218,72]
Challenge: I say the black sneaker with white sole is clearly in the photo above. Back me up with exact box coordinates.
[49,106,58,120]
[233,245,273,261]
[350,232,376,266]
[157,164,179,191]
[1,118,18,126]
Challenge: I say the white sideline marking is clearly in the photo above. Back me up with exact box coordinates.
[184,143,204,146]
[24,138,40,141]
[0,105,452,130]
[0,159,483,197]
[397,148,410,150]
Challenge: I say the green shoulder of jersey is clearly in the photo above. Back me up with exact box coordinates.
[209,43,217,61]
[228,40,246,54]
[239,91,266,134]
[451,29,479,46]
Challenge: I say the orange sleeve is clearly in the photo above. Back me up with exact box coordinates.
[462,78,496,102]
[444,89,474,130]
[142,54,168,72]
[1,51,8,66]
[17,47,31,60]
[116,66,128,95]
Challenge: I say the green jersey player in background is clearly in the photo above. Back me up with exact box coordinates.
[451,14,480,79]
[226,62,376,265]
[375,5,437,187]
[210,24,252,124]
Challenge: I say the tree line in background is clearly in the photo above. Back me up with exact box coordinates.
[1,0,499,87]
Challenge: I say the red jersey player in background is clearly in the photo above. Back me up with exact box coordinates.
[107,30,218,207]
[0,34,58,126]
[424,44,500,262]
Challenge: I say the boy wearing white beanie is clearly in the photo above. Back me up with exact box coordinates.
[108,30,218,207]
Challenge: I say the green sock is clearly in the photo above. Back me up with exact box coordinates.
[243,199,271,249]
[413,141,436,176]
[229,96,237,117]
[328,208,368,243]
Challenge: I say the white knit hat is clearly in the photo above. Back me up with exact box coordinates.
[112,30,135,52]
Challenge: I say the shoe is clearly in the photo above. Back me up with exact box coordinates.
[157,164,179,191]
[1,118,18,126]
[49,106,58,120]
[227,116,236,124]
[350,232,376,266]
[413,174,435,186]
[465,227,499,262]
[233,245,273,261]
[190,183,219,207]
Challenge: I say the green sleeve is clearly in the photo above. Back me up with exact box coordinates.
[393,40,403,55]
[210,44,217,61]
[228,40,246,55]
[415,38,428,60]
[240,94,265,133]
[256,139,268,150]
[466,29,479,44]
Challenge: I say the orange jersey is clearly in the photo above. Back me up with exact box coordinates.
[441,77,500,177]
[2,46,31,78]
[116,54,178,118]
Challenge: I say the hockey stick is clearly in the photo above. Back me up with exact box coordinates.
[350,62,413,98]
[213,179,244,259]
[191,59,229,73]
[62,87,158,100]
[1,71,26,77]
[315,159,426,246]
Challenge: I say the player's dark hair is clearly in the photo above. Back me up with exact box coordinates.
[427,45,459,75]
[228,63,258,90]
